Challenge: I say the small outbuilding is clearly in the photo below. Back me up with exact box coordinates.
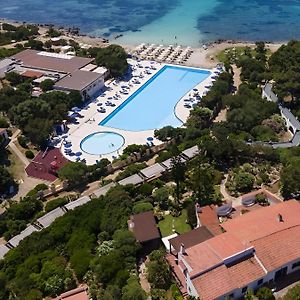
[128,211,161,252]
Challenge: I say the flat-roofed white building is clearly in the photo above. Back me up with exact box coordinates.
[54,70,105,100]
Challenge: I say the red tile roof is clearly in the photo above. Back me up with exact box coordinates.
[184,232,251,276]
[168,200,300,300]
[221,200,300,243]
[167,253,188,295]
[192,256,265,300]
[25,148,69,182]
[55,287,89,300]
[198,205,222,235]
[21,70,44,78]
[253,225,300,271]
[128,211,160,243]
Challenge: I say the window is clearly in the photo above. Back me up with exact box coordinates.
[242,286,248,293]
[292,262,300,269]
[257,279,263,286]
[229,293,234,298]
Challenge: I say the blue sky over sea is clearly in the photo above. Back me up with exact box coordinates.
[1,0,300,46]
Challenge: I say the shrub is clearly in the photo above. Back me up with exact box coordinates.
[0,118,9,128]
[18,135,29,148]
[45,197,68,212]
[132,202,153,214]
[256,287,275,300]
[255,193,269,206]
[25,150,34,159]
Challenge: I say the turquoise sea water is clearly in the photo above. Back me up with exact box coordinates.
[100,65,210,131]
[1,0,300,46]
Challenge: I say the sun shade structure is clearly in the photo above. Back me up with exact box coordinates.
[242,197,256,207]
[65,196,91,211]
[216,202,233,217]
[7,225,38,247]
[0,245,10,259]
[182,145,199,159]
[118,174,144,186]
[37,207,66,228]
[161,156,187,170]
[93,182,116,198]
[140,163,166,179]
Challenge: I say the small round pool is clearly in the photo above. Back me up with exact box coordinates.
[80,132,125,155]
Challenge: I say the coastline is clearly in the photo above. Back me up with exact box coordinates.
[0,17,285,68]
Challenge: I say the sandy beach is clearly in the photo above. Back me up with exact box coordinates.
[0,18,284,69]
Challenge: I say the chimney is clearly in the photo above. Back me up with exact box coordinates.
[277,213,284,222]
[180,243,186,255]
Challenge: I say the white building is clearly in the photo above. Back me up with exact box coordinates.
[0,58,14,78]
[168,200,300,300]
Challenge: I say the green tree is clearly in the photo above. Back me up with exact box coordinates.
[281,158,300,199]
[256,287,275,300]
[170,155,186,202]
[234,171,255,193]
[0,166,14,194]
[132,202,153,214]
[40,79,54,92]
[5,72,23,86]
[153,187,170,210]
[154,126,179,141]
[188,156,215,205]
[121,276,146,300]
[24,118,53,147]
[58,162,88,187]
[147,250,172,290]
[95,45,128,77]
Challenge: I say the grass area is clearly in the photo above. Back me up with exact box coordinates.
[158,209,191,237]
[216,46,272,64]
[7,147,25,181]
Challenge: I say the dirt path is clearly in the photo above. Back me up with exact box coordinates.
[232,64,242,92]
[220,174,241,207]
[213,108,227,123]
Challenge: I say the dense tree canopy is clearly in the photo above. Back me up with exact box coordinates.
[95,45,128,77]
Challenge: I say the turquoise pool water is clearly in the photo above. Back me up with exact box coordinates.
[100,65,210,131]
[80,132,124,155]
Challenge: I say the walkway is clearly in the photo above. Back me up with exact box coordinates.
[219,174,241,207]
[232,65,241,93]
[8,129,30,166]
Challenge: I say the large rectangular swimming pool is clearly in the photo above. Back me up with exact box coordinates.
[99,65,211,131]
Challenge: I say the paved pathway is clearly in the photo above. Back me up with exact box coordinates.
[8,129,30,166]
[220,174,241,207]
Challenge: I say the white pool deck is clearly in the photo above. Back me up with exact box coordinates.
[59,59,219,165]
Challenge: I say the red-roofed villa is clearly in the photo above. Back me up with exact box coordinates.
[168,200,300,300]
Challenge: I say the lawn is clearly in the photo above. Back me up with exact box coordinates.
[158,209,191,237]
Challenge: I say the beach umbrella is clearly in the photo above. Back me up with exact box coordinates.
[71,107,81,112]
[107,96,113,100]
[193,88,198,91]
[97,103,103,106]
[64,143,72,148]
[75,151,82,157]
[147,137,154,141]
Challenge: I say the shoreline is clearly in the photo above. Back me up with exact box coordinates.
[0,17,285,68]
